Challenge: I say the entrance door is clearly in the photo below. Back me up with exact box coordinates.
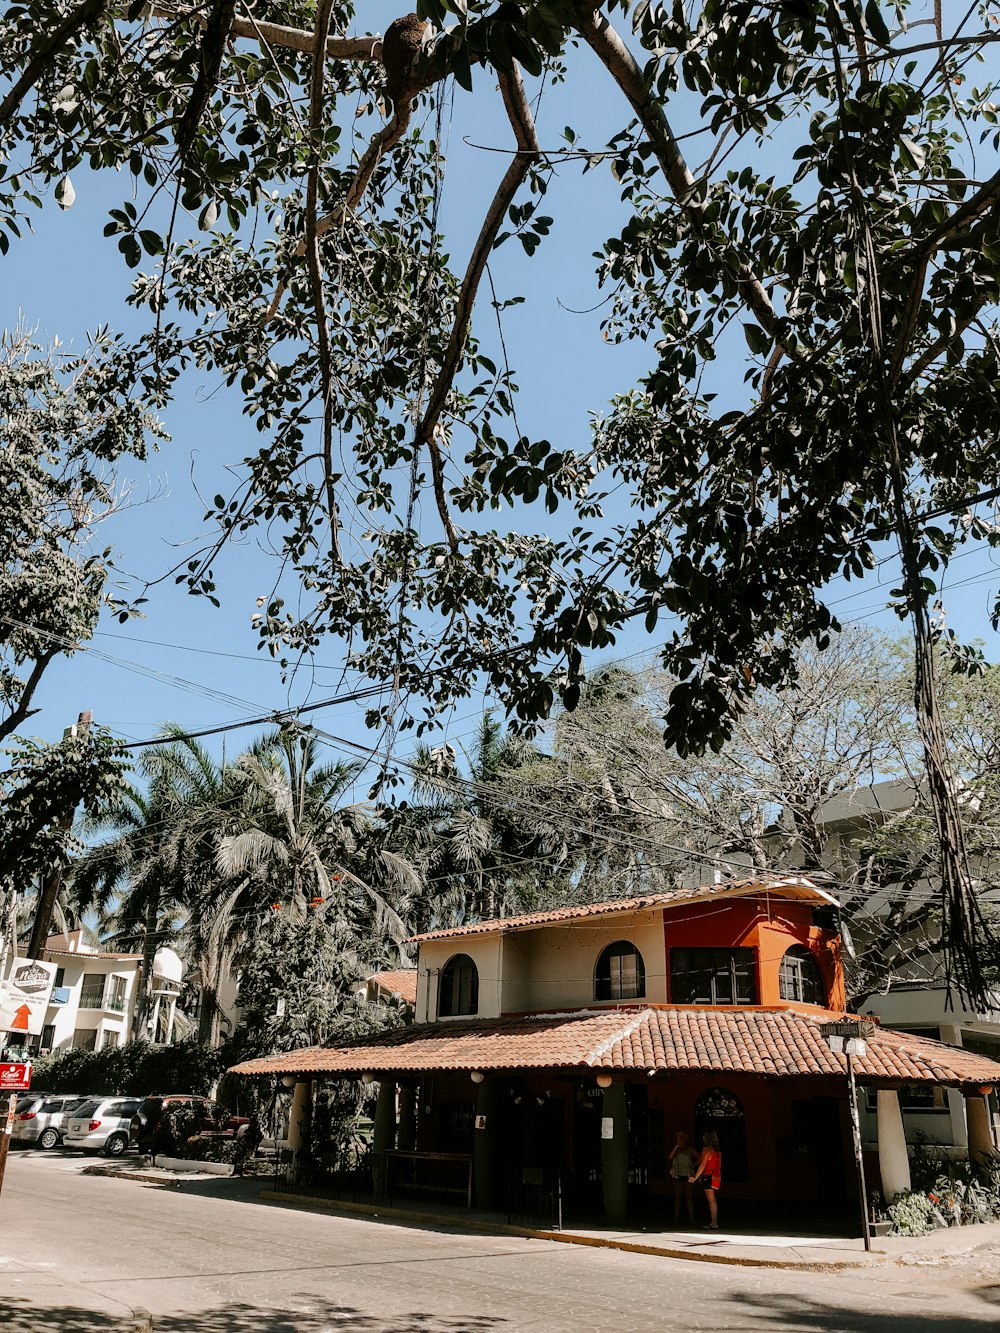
[694,1086,748,1182]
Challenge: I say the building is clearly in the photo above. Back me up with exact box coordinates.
[4,932,185,1053]
[231,877,1000,1225]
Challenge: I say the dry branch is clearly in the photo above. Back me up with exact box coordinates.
[144,4,379,60]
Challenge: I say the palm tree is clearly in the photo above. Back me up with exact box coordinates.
[397,713,570,932]
[71,724,232,1040]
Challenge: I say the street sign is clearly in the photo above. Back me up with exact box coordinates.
[0,1063,32,1092]
[818,1020,876,1041]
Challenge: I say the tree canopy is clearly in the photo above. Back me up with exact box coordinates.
[4,2,1000,994]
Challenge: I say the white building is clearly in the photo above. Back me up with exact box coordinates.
[19,931,185,1053]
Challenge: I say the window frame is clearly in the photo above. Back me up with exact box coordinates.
[669,947,759,1005]
[778,945,826,1006]
[594,941,646,1002]
[79,973,106,1009]
[438,954,479,1018]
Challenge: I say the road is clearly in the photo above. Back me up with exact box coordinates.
[1,1151,999,1332]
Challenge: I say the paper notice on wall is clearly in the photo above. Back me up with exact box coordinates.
[601,1116,614,1140]
[0,958,57,1036]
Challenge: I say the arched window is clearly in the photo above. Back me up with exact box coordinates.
[595,942,646,1001]
[694,1086,748,1182]
[779,945,825,1006]
[438,954,479,1017]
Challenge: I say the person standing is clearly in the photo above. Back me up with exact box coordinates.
[668,1129,695,1225]
[690,1130,722,1230]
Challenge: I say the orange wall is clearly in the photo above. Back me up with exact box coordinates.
[663,896,845,1011]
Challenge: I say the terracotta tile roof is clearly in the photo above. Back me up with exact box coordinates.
[407,876,835,943]
[42,948,142,962]
[368,969,418,1006]
[229,1006,1000,1090]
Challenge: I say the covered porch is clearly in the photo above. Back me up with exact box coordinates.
[231,1005,1000,1230]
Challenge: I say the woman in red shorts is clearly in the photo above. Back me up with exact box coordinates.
[689,1130,722,1230]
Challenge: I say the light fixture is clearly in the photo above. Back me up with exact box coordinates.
[596,1073,613,1089]
[977,1085,994,1097]
[361,1071,376,1085]
[281,1075,296,1089]
[470,1070,485,1084]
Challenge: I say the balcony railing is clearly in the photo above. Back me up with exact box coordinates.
[78,993,105,1010]
[78,992,127,1012]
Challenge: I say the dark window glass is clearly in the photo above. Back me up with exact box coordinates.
[669,948,758,1005]
[53,968,65,989]
[439,954,479,1017]
[595,942,646,1001]
[694,1086,749,1182]
[778,946,826,1005]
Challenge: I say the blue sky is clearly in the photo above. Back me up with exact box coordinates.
[8,5,1000,775]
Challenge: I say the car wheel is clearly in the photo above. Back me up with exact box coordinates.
[104,1133,128,1157]
[39,1128,59,1150]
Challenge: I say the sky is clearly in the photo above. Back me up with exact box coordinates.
[7,3,1000,783]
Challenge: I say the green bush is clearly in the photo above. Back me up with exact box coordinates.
[31,1038,229,1097]
[162,1103,262,1173]
[888,1190,936,1237]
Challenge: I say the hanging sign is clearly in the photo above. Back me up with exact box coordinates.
[601,1117,614,1140]
[0,959,57,1037]
[819,1020,876,1040]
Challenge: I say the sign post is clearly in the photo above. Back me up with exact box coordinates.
[0,1061,31,1200]
[820,1022,873,1252]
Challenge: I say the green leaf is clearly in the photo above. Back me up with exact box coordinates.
[54,175,76,210]
[743,323,771,356]
[864,1,891,46]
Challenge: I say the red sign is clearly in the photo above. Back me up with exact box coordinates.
[0,1063,31,1092]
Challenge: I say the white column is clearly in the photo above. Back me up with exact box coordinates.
[877,1089,911,1200]
[939,1027,968,1147]
[165,997,177,1045]
[965,1095,996,1163]
[150,994,162,1042]
[287,1080,312,1152]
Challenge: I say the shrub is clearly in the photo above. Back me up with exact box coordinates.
[888,1190,936,1237]
[31,1038,228,1097]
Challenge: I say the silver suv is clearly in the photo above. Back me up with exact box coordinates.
[12,1094,92,1149]
[64,1097,143,1156]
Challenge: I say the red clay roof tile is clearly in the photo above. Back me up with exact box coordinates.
[229,1006,1000,1090]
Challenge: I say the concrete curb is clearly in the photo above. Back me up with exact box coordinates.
[257,1190,885,1271]
[82,1165,184,1187]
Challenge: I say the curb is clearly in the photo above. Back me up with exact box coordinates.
[82,1165,184,1187]
[257,1190,885,1271]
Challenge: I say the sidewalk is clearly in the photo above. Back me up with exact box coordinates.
[256,1185,1000,1271]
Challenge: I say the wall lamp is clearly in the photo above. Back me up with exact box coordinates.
[596,1073,613,1089]
[470,1070,485,1084]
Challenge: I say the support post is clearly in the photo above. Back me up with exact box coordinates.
[473,1076,502,1211]
[397,1081,417,1152]
[286,1079,312,1182]
[372,1078,397,1202]
[600,1081,629,1227]
[847,1055,872,1252]
[965,1093,996,1164]
[0,1093,17,1199]
[876,1087,911,1201]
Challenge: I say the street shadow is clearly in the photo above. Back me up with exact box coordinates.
[0,1296,508,1332]
[724,1291,998,1331]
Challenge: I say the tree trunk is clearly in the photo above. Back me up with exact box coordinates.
[131,889,160,1041]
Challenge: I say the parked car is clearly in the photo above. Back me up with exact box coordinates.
[63,1097,143,1156]
[11,1093,92,1148]
[129,1095,250,1157]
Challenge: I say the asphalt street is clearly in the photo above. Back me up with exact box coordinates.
[1,1151,999,1332]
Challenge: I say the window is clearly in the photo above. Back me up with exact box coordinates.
[438,954,479,1017]
[595,942,646,1001]
[107,976,128,1013]
[41,1024,56,1051]
[53,968,65,989]
[102,1029,121,1050]
[669,948,758,1005]
[73,1028,98,1051]
[79,974,105,1009]
[778,946,826,1005]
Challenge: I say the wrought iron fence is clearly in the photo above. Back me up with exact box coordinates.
[507,1165,562,1231]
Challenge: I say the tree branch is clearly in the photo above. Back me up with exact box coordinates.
[0,650,58,744]
[414,63,540,553]
[145,4,380,61]
[571,2,796,360]
[0,0,108,128]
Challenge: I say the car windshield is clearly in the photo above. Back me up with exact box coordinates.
[72,1101,99,1118]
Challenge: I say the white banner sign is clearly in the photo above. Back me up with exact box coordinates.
[0,958,57,1037]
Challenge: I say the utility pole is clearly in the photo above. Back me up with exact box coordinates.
[27,710,91,961]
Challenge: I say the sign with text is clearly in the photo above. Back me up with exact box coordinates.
[0,1063,32,1092]
[819,1020,876,1041]
[0,958,57,1037]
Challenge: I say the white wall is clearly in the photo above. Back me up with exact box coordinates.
[414,911,667,1022]
[44,954,140,1052]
